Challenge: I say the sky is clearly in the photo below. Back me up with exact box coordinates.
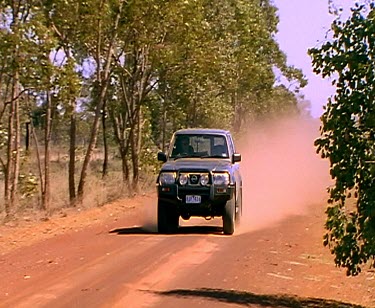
[273,0,355,118]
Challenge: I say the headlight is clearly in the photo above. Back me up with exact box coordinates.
[159,172,176,185]
[200,174,209,186]
[179,173,188,185]
[213,173,230,185]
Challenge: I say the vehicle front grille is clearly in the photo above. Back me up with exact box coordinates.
[189,174,200,185]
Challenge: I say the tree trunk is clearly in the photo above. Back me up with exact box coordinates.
[130,131,138,191]
[130,107,142,192]
[4,82,15,218]
[5,65,20,218]
[25,121,30,152]
[11,69,20,209]
[68,100,77,205]
[77,83,108,201]
[121,148,130,183]
[31,122,44,210]
[162,98,167,151]
[76,1,124,202]
[110,108,131,186]
[102,101,108,178]
[41,91,52,212]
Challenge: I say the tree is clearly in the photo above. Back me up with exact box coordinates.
[0,0,56,215]
[75,0,125,202]
[42,0,84,205]
[309,3,375,275]
[44,0,126,203]
[145,0,306,146]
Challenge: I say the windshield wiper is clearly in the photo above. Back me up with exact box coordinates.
[172,154,192,160]
[173,153,209,160]
[200,155,227,159]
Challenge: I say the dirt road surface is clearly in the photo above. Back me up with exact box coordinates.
[0,194,374,308]
[0,117,374,307]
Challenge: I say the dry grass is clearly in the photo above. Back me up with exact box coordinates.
[0,147,157,223]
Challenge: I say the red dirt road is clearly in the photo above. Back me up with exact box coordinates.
[0,194,374,308]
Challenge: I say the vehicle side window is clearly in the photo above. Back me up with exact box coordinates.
[227,134,235,155]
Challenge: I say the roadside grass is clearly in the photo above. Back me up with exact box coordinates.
[0,147,156,223]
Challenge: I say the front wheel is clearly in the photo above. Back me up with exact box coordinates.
[158,201,179,234]
[223,199,235,235]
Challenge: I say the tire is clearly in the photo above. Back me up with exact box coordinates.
[158,201,179,234]
[223,198,235,235]
[235,188,242,225]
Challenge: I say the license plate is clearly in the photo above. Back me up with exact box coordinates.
[186,195,201,204]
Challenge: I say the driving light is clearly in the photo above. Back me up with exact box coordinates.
[159,172,176,185]
[213,173,230,185]
[179,173,188,185]
[200,174,209,186]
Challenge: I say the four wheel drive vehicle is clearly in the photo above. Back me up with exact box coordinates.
[156,129,242,235]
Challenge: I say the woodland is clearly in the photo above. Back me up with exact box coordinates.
[0,0,305,215]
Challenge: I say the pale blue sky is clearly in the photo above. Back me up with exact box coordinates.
[273,0,354,118]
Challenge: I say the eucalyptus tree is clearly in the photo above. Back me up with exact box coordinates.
[149,0,235,140]
[22,12,60,213]
[108,0,181,190]
[205,0,305,132]
[51,58,82,204]
[0,0,23,216]
[0,21,11,178]
[73,0,126,201]
[100,0,204,189]
[152,0,306,136]
[42,0,86,205]
[0,0,58,215]
[266,85,302,116]
[310,3,375,275]
[43,0,126,202]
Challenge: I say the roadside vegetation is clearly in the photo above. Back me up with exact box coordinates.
[310,2,375,275]
[0,0,306,219]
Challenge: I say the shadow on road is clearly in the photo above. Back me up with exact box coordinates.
[152,288,367,308]
[109,226,223,235]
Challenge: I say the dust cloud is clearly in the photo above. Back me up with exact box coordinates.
[237,115,332,233]
[139,115,332,234]
[140,197,158,233]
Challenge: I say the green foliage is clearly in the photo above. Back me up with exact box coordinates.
[0,0,306,209]
[150,0,306,135]
[260,85,301,117]
[309,3,375,275]
[53,58,81,108]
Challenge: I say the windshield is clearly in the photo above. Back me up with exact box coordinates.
[169,134,229,159]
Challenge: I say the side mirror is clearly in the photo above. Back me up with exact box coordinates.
[232,153,241,163]
[157,152,167,162]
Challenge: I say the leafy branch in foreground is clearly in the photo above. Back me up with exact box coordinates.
[309,3,375,276]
